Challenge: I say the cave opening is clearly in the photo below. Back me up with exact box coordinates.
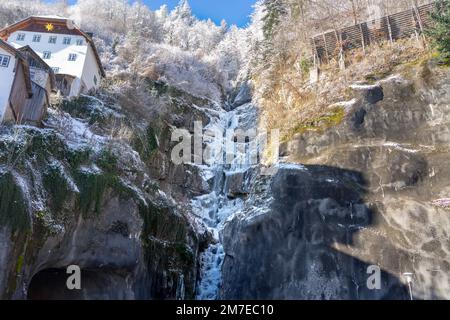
[27,268,131,300]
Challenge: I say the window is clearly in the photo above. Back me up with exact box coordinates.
[16,33,25,41]
[48,36,57,44]
[28,58,38,68]
[0,54,10,68]
[93,75,98,85]
[76,39,83,46]
[68,53,77,61]
[52,67,60,73]
[32,34,41,42]
[43,51,51,59]
[63,37,71,45]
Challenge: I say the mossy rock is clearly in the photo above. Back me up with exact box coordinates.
[134,125,159,162]
[15,254,25,274]
[139,201,196,298]
[0,128,65,169]
[43,165,72,214]
[74,169,112,217]
[73,164,134,218]
[139,203,187,244]
[59,96,112,125]
[0,171,30,232]
[96,148,119,174]
[23,129,67,165]
[287,106,346,141]
[429,51,450,67]
[66,147,92,169]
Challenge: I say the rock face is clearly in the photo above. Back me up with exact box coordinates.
[0,89,210,300]
[221,61,450,300]
[1,60,449,301]
[227,81,253,110]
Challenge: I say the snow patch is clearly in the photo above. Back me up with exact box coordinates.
[278,162,308,171]
[79,164,102,175]
[383,142,419,153]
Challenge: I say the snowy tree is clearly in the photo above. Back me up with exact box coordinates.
[0,0,254,100]
[262,0,287,40]
[427,0,450,59]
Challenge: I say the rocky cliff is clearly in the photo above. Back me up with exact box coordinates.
[0,59,449,300]
[0,83,217,300]
[220,60,450,300]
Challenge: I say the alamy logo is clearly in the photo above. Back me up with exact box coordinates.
[366,265,381,290]
[171,121,280,175]
[66,265,81,290]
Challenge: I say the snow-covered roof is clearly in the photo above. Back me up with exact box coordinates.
[30,15,70,20]
[0,16,105,77]
[0,39,33,96]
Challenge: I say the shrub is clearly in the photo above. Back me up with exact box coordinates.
[427,0,450,60]
[298,57,311,76]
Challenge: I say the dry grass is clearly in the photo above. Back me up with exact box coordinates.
[254,37,431,141]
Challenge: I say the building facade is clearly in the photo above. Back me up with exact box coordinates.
[0,16,105,97]
[0,39,32,123]
[19,46,56,126]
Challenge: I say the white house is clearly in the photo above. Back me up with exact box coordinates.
[0,16,105,97]
[0,39,32,123]
[18,46,56,126]
[18,45,56,93]
[0,40,17,121]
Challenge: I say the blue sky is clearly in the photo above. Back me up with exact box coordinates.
[60,0,256,27]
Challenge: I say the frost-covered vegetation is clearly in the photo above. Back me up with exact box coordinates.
[0,0,262,101]
[251,0,437,139]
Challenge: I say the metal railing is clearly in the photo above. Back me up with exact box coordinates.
[311,2,436,64]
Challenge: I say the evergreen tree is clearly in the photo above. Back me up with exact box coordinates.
[427,0,450,59]
[262,0,287,40]
[172,0,194,25]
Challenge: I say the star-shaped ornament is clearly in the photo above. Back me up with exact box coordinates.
[45,23,54,32]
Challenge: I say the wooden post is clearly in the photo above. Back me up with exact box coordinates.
[334,29,345,70]
[412,8,421,46]
[360,23,366,55]
[310,54,320,84]
[386,16,394,44]
[413,4,427,47]
[322,33,330,63]
[334,29,341,55]
[312,37,319,65]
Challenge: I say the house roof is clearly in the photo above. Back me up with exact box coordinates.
[0,37,20,56]
[0,16,105,77]
[0,39,33,97]
[18,45,57,91]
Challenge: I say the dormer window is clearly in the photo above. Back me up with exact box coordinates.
[68,53,77,61]
[76,39,83,46]
[49,36,57,44]
[63,37,71,45]
[32,35,41,42]
[43,51,51,59]
[16,33,25,41]
[0,54,10,68]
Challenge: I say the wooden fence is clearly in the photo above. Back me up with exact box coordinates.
[311,2,436,63]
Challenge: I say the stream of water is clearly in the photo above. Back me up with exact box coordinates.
[193,102,257,300]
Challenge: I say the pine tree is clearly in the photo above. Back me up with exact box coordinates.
[427,0,450,59]
[173,0,194,25]
[262,0,287,40]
